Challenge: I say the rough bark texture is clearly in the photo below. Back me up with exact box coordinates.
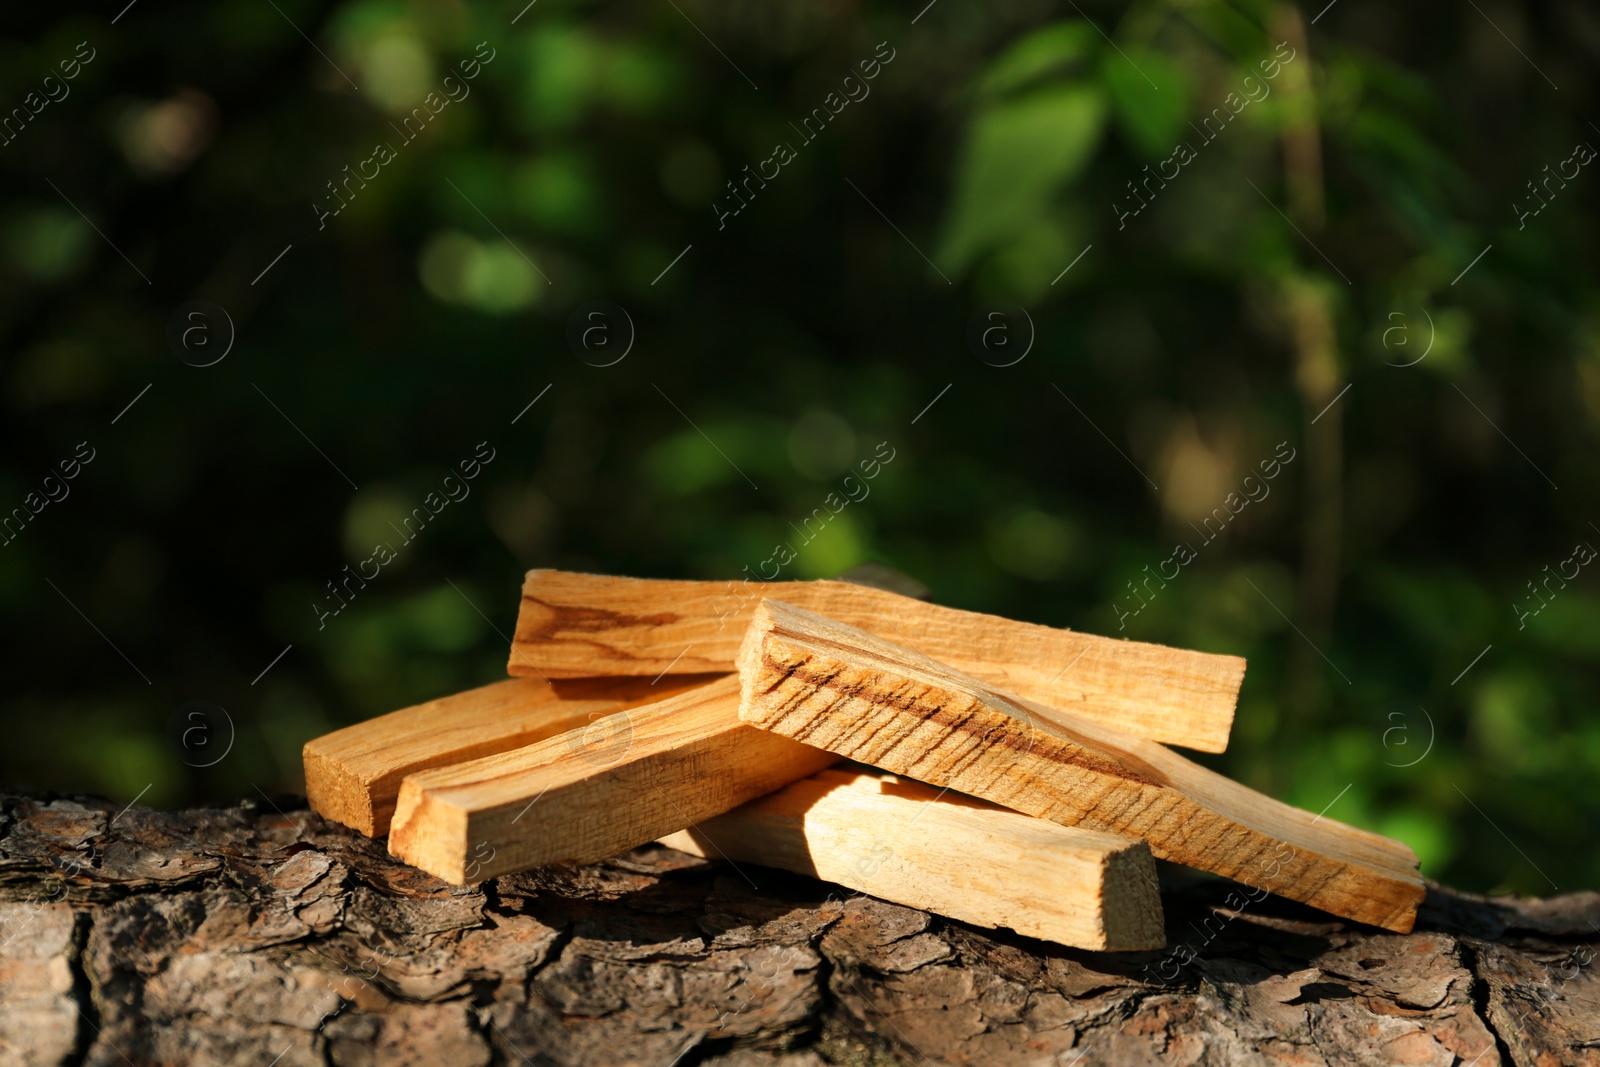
[1,791,1595,1067]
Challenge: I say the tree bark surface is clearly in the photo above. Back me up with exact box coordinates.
[1,791,1595,1067]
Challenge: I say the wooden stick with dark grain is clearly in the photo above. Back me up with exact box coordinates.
[507,569,1246,752]
[735,599,1424,933]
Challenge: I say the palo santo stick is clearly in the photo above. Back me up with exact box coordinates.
[388,676,835,884]
[507,569,1245,753]
[737,600,1425,933]
[304,675,716,836]
[660,768,1165,951]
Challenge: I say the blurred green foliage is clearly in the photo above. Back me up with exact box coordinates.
[1,0,1597,899]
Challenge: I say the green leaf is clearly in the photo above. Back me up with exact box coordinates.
[978,22,1099,99]
[1102,50,1188,157]
[938,85,1105,274]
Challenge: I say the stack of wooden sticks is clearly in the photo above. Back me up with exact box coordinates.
[302,570,1424,952]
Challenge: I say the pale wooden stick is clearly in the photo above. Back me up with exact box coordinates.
[736,600,1424,933]
[304,675,714,835]
[507,569,1246,752]
[387,676,836,884]
[660,768,1165,950]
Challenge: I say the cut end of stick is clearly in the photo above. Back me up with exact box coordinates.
[734,601,774,707]
[303,743,378,836]
[1099,843,1166,949]
[390,777,470,883]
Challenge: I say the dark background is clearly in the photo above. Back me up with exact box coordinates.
[1,0,1596,897]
